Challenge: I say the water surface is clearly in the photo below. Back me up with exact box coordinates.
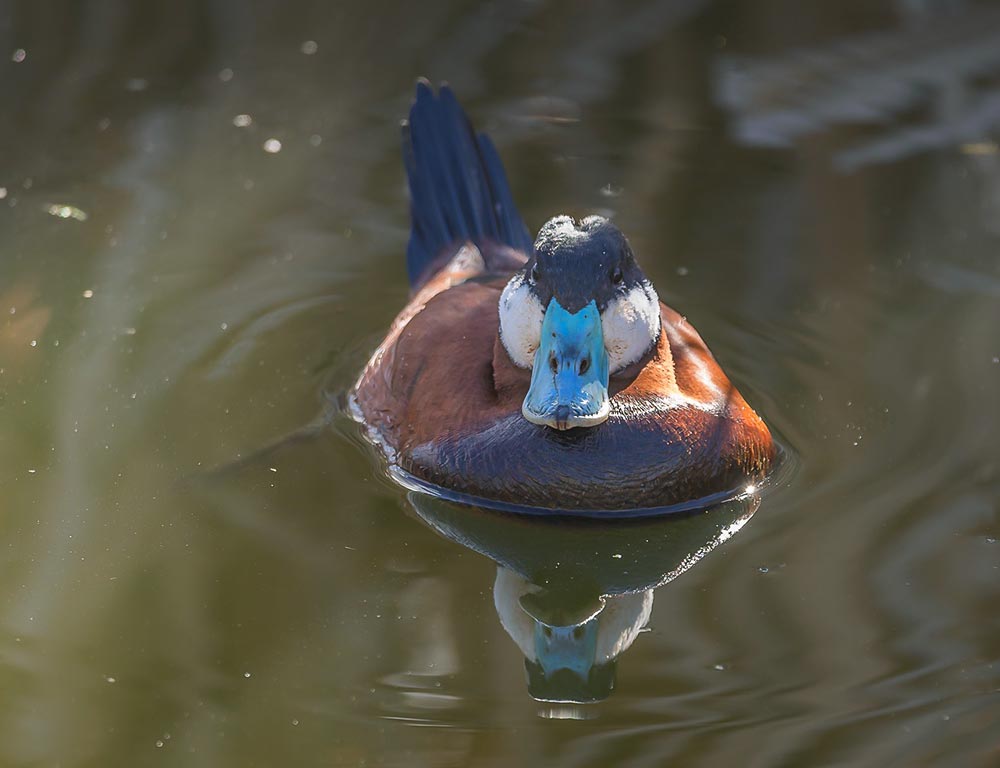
[1,1,999,765]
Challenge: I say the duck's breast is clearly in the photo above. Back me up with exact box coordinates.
[355,285,774,511]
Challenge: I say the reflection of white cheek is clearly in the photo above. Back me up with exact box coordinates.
[494,568,537,661]
[499,275,544,369]
[602,284,660,372]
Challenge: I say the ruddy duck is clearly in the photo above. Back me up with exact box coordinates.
[352,82,775,512]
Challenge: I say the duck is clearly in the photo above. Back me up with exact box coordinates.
[351,81,775,512]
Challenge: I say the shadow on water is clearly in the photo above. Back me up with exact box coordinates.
[408,491,760,704]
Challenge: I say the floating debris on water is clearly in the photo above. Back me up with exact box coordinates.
[263,138,282,153]
[960,141,998,156]
[511,95,582,126]
[125,78,148,92]
[233,114,252,128]
[11,49,26,63]
[309,134,322,147]
[0,188,7,199]
[301,40,318,55]
[45,203,89,222]
[82,289,94,298]
[715,7,1000,172]
[219,67,234,82]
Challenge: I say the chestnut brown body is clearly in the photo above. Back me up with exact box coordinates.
[352,242,775,511]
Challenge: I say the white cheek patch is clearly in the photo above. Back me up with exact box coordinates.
[498,273,544,369]
[601,282,661,373]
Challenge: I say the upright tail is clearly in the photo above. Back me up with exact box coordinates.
[402,80,533,285]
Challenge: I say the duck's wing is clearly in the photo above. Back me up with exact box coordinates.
[403,80,533,288]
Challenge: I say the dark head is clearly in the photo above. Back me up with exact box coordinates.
[499,216,661,430]
[525,656,618,704]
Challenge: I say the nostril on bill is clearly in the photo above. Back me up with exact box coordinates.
[578,357,590,375]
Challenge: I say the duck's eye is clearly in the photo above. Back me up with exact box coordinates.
[530,264,540,282]
[611,267,624,285]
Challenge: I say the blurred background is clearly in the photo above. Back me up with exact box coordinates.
[1,0,999,765]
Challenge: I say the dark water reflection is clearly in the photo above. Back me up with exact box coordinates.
[2,1,1000,766]
[409,492,760,704]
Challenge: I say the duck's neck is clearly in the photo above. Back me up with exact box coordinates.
[491,333,531,398]
[613,317,678,398]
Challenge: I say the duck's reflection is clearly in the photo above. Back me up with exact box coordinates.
[408,492,760,703]
[495,567,651,702]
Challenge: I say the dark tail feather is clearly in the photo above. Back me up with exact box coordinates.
[403,80,533,285]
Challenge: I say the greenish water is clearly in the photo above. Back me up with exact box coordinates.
[2,1,999,766]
